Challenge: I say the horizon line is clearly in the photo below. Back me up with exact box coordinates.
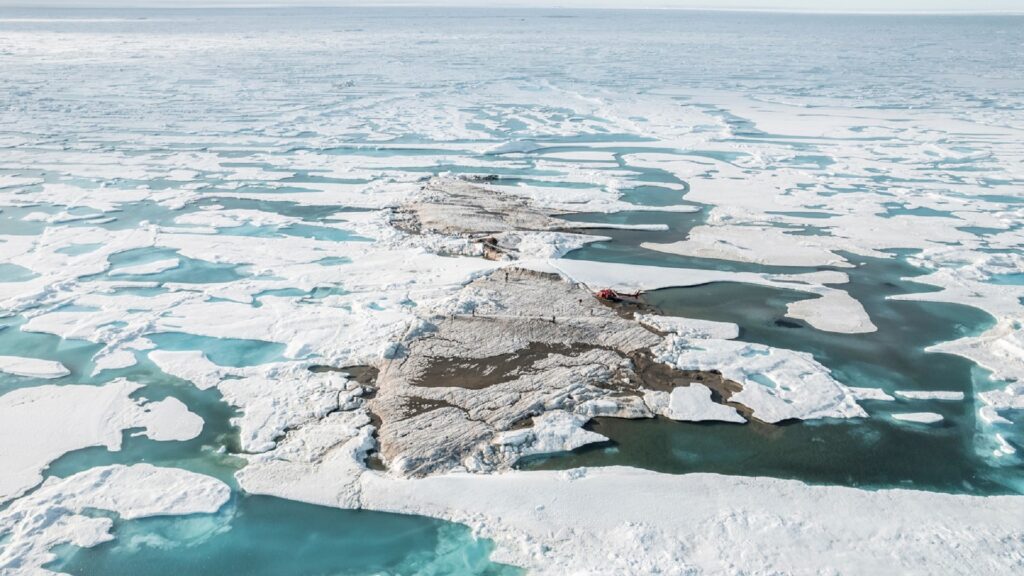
[1,3,1023,15]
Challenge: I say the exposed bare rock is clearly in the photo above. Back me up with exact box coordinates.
[389,177,609,260]
[370,267,689,477]
[391,176,571,237]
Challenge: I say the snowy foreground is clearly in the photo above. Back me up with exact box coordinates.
[1,9,1024,575]
[360,468,1024,575]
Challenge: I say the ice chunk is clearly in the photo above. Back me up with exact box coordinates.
[894,390,965,401]
[0,355,69,379]
[0,464,229,575]
[0,380,204,501]
[891,412,944,424]
[644,384,746,423]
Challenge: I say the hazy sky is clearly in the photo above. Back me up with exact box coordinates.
[1,0,1020,12]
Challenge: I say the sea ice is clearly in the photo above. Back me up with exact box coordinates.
[0,464,230,575]
[0,355,69,379]
[108,257,180,276]
[651,336,864,423]
[891,412,944,424]
[894,390,965,401]
[357,466,1024,576]
[0,380,204,502]
[644,384,746,423]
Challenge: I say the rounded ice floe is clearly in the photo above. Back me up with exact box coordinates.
[644,384,746,423]
[0,355,70,379]
[891,412,944,424]
[785,290,877,334]
[0,380,205,502]
[0,464,230,575]
[133,396,205,442]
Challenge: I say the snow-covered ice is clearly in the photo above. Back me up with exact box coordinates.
[0,355,69,379]
[892,412,945,425]
[895,390,965,401]
[644,384,746,423]
[0,381,204,502]
[0,464,230,575]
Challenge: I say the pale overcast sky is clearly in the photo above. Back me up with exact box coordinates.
[1,0,1020,12]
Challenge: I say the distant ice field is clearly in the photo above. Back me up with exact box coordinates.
[1,7,1022,575]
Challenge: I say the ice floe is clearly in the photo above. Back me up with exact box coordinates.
[892,412,944,425]
[109,257,180,276]
[644,384,746,423]
[0,355,69,379]
[0,464,230,575]
[357,466,1024,576]
[651,336,864,423]
[895,390,965,401]
[0,380,204,502]
[150,350,360,454]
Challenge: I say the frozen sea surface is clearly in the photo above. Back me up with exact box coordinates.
[1,6,1022,574]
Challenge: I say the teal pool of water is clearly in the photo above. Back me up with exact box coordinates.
[146,333,288,367]
[0,316,103,393]
[38,352,518,576]
[46,495,520,576]
[988,273,1024,286]
[0,262,38,282]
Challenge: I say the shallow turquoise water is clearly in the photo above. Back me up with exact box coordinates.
[0,316,102,393]
[0,263,38,282]
[92,248,247,284]
[146,333,288,367]
[47,496,520,576]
